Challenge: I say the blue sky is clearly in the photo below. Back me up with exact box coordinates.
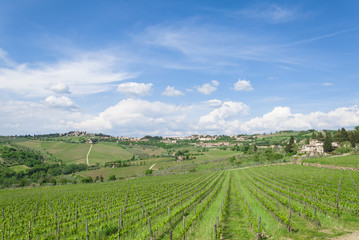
[1,0,359,136]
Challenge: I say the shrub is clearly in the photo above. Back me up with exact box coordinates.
[108,175,116,181]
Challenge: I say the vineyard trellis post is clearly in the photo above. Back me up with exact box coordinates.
[148,217,153,240]
[28,221,31,240]
[183,216,186,240]
[57,220,60,240]
[86,220,89,240]
[214,223,217,240]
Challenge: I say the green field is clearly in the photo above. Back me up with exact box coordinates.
[40,141,91,165]
[16,140,53,159]
[125,145,168,158]
[303,154,359,168]
[79,164,150,179]
[1,164,359,239]
[88,143,133,165]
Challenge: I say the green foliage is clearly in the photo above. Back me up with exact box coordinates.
[145,169,153,175]
[334,147,352,154]
[323,133,333,153]
[81,176,93,183]
[108,174,116,181]
[284,136,296,154]
[0,146,44,167]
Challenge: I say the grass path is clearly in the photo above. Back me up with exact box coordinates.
[221,171,254,239]
[86,144,92,166]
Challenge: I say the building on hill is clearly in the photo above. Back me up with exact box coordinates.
[299,139,324,155]
[299,139,339,155]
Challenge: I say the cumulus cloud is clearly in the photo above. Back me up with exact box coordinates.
[202,99,222,108]
[195,80,219,95]
[197,101,249,133]
[162,86,184,96]
[0,100,87,135]
[71,98,191,135]
[43,96,77,110]
[0,53,137,97]
[240,106,359,133]
[233,79,254,91]
[48,83,71,94]
[117,82,153,96]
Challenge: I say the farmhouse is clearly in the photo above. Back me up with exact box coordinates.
[299,139,324,155]
[299,139,339,155]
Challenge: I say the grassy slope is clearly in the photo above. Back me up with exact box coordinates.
[125,145,167,158]
[303,155,359,168]
[88,143,133,165]
[15,140,54,162]
[41,141,90,164]
[78,165,149,179]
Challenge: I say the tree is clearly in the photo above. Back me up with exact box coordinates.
[348,132,357,148]
[285,136,295,154]
[340,128,349,142]
[323,133,333,153]
[317,132,324,141]
[311,132,316,139]
[108,175,116,181]
[81,177,93,183]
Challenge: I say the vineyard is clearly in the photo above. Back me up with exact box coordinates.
[1,165,359,239]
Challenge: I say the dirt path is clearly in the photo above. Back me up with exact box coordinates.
[331,231,359,240]
[149,163,156,170]
[86,144,93,166]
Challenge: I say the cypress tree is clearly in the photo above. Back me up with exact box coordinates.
[285,136,295,153]
[323,133,333,153]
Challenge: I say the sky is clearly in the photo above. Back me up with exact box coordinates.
[1,0,359,137]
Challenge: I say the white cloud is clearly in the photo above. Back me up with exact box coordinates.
[2,96,359,136]
[240,106,359,133]
[197,101,249,134]
[0,100,87,135]
[48,83,71,94]
[71,98,190,135]
[323,82,334,86]
[202,99,222,108]
[233,79,254,91]
[0,53,137,97]
[162,86,184,96]
[0,48,15,67]
[117,82,153,96]
[43,96,77,110]
[195,80,219,95]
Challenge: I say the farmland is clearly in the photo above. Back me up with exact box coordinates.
[1,164,359,239]
[302,154,359,168]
